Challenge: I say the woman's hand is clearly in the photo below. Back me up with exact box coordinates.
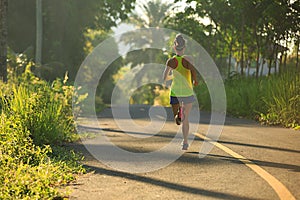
[163,66,173,81]
[193,80,198,86]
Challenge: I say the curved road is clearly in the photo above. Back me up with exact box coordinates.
[69,105,300,200]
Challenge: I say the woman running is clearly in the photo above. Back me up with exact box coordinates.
[163,34,198,150]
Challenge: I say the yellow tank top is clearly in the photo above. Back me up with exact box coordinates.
[170,55,194,97]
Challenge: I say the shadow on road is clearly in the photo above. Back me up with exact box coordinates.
[215,140,300,154]
[95,105,257,127]
[203,154,300,172]
[187,152,300,172]
[82,163,262,200]
[77,123,300,155]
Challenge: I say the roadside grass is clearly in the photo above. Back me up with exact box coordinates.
[195,70,300,129]
[0,67,87,199]
[258,71,300,128]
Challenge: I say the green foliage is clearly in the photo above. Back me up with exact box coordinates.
[131,84,158,105]
[169,0,299,77]
[128,0,174,28]
[8,0,136,81]
[225,74,265,117]
[1,67,77,145]
[195,70,300,129]
[194,80,211,111]
[258,71,300,128]
[0,66,86,198]
[154,86,170,106]
[0,113,85,199]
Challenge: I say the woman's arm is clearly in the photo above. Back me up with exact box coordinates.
[163,58,175,83]
[190,65,198,86]
[163,66,172,83]
[184,56,198,86]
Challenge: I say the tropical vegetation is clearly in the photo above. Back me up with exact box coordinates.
[0,0,135,198]
[0,0,299,198]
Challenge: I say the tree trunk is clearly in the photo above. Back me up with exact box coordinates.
[247,59,250,76]
[279,53,283,74]
[35,0,42,77]
[283,50,287,71]
[296,35,299,70]
[274,47,278,74]
[228,41,233,78]
[254,27,260,79]
[0,0,8,83]
[213,26,218,61]
[283,39,288,71]
[255,46,260,78]
[268,57,273,76]
[260,59,265,77]
[240,15,245,76]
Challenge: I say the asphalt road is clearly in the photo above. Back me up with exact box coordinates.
[69,105,300,200]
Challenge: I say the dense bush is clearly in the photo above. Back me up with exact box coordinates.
[258,72,300,128]
[0,113,85,199]
[0,66,86,199]
[1,65,77,145]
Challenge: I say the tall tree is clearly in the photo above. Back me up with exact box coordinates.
[7,0,135,80]
[0,0,8,82]
[130,0,173,28]
[122,0,175,65]
[172,0,299,77]
[119,0,174,104]
[122,0,174,49]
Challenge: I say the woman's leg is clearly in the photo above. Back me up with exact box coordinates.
[170,96,180,119]
[171,103,180,118]
[182,102,192,144]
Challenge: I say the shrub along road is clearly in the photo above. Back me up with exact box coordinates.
[69,105,300,200]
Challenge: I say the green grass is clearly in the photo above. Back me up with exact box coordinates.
[195,70,300,129]
[0,113,85,199]
[258,72,300,128]
[1,69,77,145]
[0,67,86,199]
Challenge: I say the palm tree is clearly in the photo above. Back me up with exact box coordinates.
[0,0,8,82]
[120,0,177,65]
[130,0,174,28]
[118,0,176,104]
[121,0,175,49]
